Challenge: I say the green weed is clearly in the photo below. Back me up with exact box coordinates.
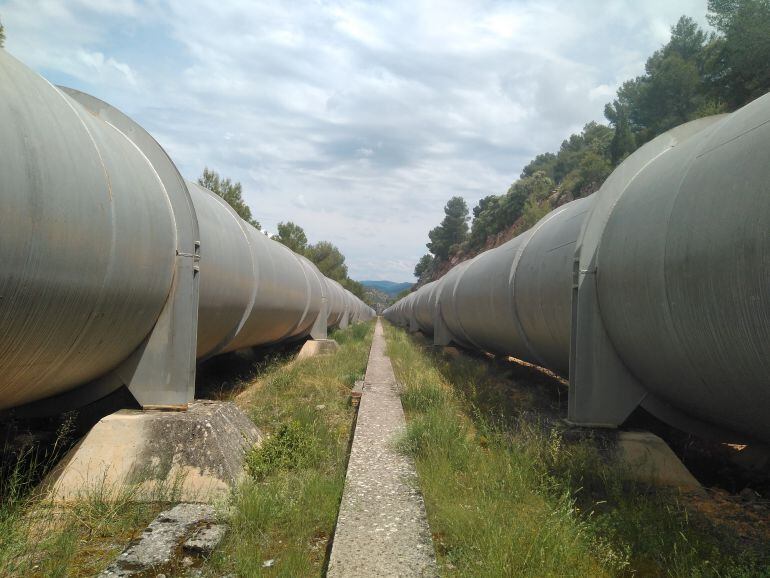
[246,420,325,480]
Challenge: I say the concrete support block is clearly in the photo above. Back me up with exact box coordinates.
[296,339,340,360]
[44,401,260,503]
[442,346,462,358]
[615,431,702,492]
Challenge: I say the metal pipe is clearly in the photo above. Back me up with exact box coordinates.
[386,93,770,443]
[0,51,374,413]
[0,51,177,410]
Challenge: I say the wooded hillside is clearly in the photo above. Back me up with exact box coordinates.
[415,0,770,285]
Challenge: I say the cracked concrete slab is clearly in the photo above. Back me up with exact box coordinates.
[183,523,227,556]
[328,319,437,577]
[100,503,225,577]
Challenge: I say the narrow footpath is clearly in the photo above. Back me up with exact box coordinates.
[328,318,437,577]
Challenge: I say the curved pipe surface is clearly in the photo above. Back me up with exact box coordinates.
[0,52,177,410]
[594,96,770,441]
[0,51,375,413]
[386,93,770,443]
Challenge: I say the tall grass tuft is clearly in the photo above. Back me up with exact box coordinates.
[0,463,172,577]
[246,419,326,480]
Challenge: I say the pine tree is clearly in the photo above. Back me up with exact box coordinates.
[274,221,308,254]
[427,196,469,261]
[198,167,260,229]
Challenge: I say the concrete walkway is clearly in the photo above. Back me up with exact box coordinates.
[328,318,437,577]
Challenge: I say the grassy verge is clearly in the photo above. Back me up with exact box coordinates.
[0,473,169,577]
[1,410,172,577]
[204,320,373,577]
[384,323,767,577]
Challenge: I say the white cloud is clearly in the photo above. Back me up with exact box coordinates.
[0,0,710,281]
[76,49,138,86]
[73,0,140,16]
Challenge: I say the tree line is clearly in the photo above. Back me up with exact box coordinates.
[414,0,770,285]
[198,168,367,302]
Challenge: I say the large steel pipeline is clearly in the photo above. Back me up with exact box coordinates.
[386,94,770,444]
[0,51,374,414]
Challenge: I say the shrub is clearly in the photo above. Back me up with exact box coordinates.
[246,420,323,480]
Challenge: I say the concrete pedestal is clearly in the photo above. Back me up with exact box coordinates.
[296,338,340,360]
[616,431,702,492]
[44,400,261,503]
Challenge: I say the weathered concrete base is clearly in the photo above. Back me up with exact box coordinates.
[296,338,340,360]
[100,503,226,577]
[44,401,261,503]
[615,431,702,492]
[442,346,462,358]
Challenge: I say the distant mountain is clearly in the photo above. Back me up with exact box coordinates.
[360,280,413,297]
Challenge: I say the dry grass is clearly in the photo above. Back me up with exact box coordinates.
[0,476,176,577]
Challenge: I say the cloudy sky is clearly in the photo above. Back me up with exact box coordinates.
[1,0,708,281]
